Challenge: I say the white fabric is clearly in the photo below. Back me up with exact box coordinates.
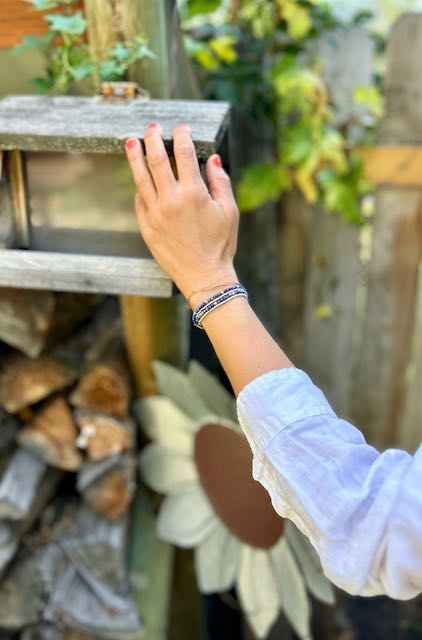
[236,367,422,599]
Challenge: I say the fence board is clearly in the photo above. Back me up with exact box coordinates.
[399,264,422,452]
[300,29,372,417]
[355,14,422,448]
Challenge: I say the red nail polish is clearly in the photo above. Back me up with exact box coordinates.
[126,138,138,149]
[213,155,222,168]
[148,123,159,129]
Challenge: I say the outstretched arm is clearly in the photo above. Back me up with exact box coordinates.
[125,125,422,600]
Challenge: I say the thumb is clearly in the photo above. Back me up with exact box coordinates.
[206,154,237,209]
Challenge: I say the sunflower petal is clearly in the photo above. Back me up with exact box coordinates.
[140,444,198,494]
[134,396,195,455]
[195,523,238,594]
[285,521,335,605]
[270,537,311,640]
[157,486,217,548]
[152,360,210,420]
[188,360,237,421]
[236,545,281,639]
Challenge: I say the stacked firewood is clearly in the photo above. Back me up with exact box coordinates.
[0,289,142,640]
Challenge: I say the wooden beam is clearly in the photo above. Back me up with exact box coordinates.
[360,145,422,186]
[0,250,172,296]
[0,95,230,161]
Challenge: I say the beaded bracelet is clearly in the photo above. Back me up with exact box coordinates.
[192,284,248,329]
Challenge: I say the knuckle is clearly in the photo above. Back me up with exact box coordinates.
[147,150,166,167]
[176,142,194,160]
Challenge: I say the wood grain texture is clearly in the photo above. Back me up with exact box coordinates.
[0,0,48,49]
[0,249,172,296]
[301,29,371,418]
[398,265,422,452]
[361,145,422,186]
[0,95,230,159]
[355,15,422,448]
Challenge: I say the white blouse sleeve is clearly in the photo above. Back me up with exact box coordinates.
[236,367,422,599]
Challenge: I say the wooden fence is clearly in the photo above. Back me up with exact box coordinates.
[278,14,422,453]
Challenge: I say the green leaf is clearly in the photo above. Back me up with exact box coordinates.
[237,161,290,212]
[110,43,131,62]
[13,33,52,53]
[29,76,55,93]
[73,62,94,81]
[99,59,124,80]
[209,35,238,64]
[185,0,222,17]
[29,0,59,10]
[45,11,87,34]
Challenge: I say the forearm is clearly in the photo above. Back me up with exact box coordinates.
[189,291,293,397]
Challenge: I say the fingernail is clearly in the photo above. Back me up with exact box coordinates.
[126,138,138,150]
[212,155,222,168]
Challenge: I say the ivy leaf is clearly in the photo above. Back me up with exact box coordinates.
[45,11,87,35]
[277,0,312,40]
[237,161,290,212]
[110,43,131,62]
[185,0,222,17]
[99,59,124,80]
[135,42,156,60]
[29,0,59,10]
[13,33,53,53]
[209,35,238,64]
[29,76,55,93]
[73,62,94,81]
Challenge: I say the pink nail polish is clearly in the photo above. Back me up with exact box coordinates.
[126,138,138,149]
[213,155,222,168]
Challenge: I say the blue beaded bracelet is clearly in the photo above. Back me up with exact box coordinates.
[192,284,248,329]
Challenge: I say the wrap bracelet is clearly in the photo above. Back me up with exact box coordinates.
[192,284,248,329]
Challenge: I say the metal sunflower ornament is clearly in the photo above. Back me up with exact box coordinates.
[135,360,335,639]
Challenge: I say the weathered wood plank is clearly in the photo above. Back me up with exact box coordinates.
[0,0,49,49]
[302,209,361,418]
[300,29,372,417]
[0,249,172,297]
[0,95,230,160]
[0,449,45,520]
[355,15,422,448]
[398,263,422,452]
[360,145,422,186]
[380,14,422,144]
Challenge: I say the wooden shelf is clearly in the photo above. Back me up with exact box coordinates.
[0,95,230,296]
[0,95,231,160]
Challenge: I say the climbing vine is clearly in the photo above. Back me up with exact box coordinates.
[14,0,154,94]
[180,0,384,224]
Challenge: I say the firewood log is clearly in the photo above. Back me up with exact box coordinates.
[77,454,135,521]
[0,467,62,576]
[74,409,134,461]
[69,355,131,417]
[0,552,42,630]
[63,506,128,589]
[0,288,54,358]
[17,397,82,471]
[45,562,141,640]
[0,355,76,413]
[0,409,19,456]
[0,449,46,520]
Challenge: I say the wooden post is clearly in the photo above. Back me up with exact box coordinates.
[299,29,373,418]
[355,14,422,448]
[85,2,200,638]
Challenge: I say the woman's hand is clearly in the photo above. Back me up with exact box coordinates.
[125,123,240,307]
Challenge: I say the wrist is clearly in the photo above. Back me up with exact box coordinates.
[183,267,239,311]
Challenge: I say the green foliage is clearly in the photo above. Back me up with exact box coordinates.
[14,0,155,94]
[184,0,223,17]
[180,0,383,224]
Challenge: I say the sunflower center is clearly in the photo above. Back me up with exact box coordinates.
[194,423,283,549]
